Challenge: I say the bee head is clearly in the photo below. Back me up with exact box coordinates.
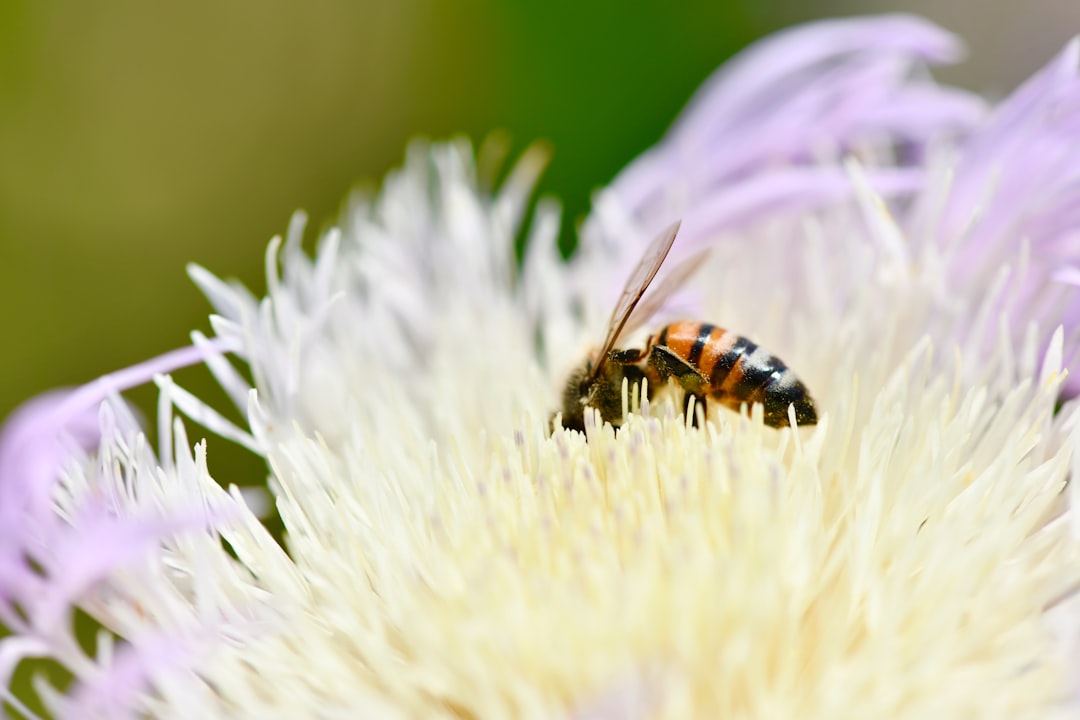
[556,352,634,433]
[558,357,595,432]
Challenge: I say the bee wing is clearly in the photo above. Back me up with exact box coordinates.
[619,246,711,340]
[589,221,681,383]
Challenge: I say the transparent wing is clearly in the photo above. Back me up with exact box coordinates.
[619,246,711,340]
[588,221,681,384]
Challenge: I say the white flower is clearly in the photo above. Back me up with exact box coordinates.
[4,14,1080,720]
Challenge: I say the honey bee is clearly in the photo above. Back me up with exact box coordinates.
[559,221,817,432]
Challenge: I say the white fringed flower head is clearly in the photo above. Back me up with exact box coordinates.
[5,13,1080,720]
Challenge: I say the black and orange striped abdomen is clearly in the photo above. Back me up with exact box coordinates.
[648,321,817,427]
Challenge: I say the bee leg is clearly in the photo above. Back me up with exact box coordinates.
[648,345,708,425]
[609,349,650,421]
[648,345,707,394]
[609,348,646,364]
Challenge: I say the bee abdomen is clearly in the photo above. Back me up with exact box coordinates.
[760,369,816,427]
[698,328,816,428]
[653,321,817,427]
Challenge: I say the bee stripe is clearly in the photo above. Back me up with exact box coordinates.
[687,323,714,365]
[767,370,807,404]
[656,326,669,347]
[659,322,701,364]
[719,355,748,395]
[710,336,756,387]
[733,346,779,401]
[763,371,813,425]
[697,328,737,381]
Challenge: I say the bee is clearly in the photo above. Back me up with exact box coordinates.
[559,221,817,432]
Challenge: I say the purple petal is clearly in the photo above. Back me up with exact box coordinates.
[31,502,225,634]
[670,14,967,145]
[0,339,240,712]
[0,341,231,618]
[0,390,104,543]
[601,14,985,246]
[917,39,1080,388]
[935,39,1080,241]
[63,631,204,720]
[0,340,238,527]
[677,166,923,250]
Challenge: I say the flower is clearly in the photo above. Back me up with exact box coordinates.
[5,13,1080,719]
